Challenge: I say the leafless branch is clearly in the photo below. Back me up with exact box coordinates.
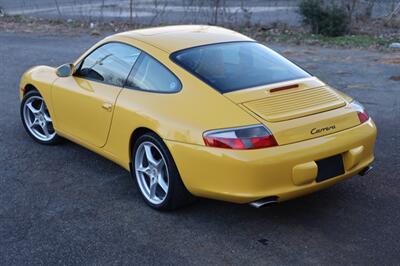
[54,0,62,17]
[129,0,134,24]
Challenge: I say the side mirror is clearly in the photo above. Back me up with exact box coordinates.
[56,63,76,77]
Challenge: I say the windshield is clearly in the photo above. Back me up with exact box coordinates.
[171,42,311,93]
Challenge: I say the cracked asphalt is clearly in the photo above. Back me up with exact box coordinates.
[0,32,399,265]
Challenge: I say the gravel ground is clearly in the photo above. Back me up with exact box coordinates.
[0,32,399,265]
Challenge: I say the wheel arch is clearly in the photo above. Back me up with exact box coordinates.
[23,84,39,96]
[128,127,156,170]
[128,127,180,173]
[19,65,57,96]
[19,66,59,126]
[127,126,194,209]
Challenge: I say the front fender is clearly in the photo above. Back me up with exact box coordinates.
[19,65,58,126]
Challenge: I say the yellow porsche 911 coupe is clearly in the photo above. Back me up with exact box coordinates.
[19,25,376,210]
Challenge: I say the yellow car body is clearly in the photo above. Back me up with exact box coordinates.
[19,25,376,205]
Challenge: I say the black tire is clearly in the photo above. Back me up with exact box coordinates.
[20,90,62,145]
[132,132,194,210]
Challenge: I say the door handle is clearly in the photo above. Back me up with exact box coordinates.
[101,102,113,112]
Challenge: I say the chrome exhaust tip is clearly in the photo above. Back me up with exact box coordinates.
[359,165,373,176]
[249,196,278,208]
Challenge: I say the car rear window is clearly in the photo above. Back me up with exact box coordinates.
[171,42,311,93]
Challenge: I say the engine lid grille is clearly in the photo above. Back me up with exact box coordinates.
[243,87,346,122]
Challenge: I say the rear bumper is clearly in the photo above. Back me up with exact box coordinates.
[166,120,377,204]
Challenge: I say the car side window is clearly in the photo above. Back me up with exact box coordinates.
[125,54,181,93]
[75,43,141,87]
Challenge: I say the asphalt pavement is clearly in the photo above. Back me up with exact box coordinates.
[0,32,399,265]
[0,0,393,26]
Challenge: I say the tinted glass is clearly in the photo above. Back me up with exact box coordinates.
[171,42,311,93]
[126,54,181,93]
[76,43,141,87]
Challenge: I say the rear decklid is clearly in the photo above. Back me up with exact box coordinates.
[224,77,361,145]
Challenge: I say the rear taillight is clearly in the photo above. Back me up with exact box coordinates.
[350,101,369,124]
[203,125,278,150]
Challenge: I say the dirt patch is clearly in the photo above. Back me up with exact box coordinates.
[381,58,400,65]
[346,84,368,89]
[0,15,136,36]
[352,18,400,40]
[336,70,351,75]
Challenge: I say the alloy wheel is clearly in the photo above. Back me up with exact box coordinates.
[135,141,169,205]
[22,95,56,142]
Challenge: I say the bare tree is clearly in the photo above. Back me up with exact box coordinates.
[387,1,400,23]
[340,0,377,22]
[213,0,220,24]
[100,0,105,21]
[129,0,134,24]
[341,0,359,23]
[364,0,377,18]
[240,0,252,27]
[54,0,62,17]
[150,0,168,25]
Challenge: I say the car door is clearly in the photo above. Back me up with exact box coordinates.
[52,42,141,147]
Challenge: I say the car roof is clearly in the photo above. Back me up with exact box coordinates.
[114,25,253,53]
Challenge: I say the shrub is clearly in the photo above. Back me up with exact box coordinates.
[298,0,349,37]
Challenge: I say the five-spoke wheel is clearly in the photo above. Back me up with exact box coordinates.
[21,90,61,144]
[132,132,194,210]
[135,141,169,205]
